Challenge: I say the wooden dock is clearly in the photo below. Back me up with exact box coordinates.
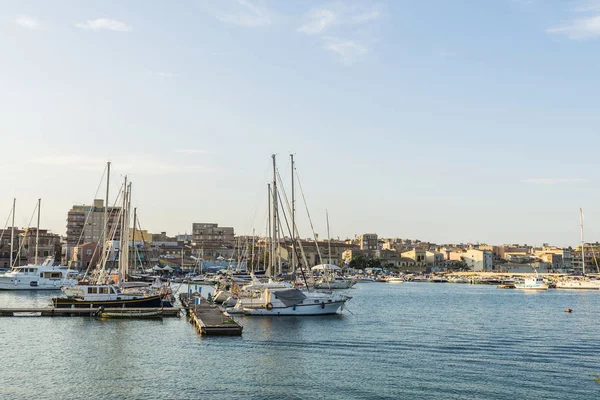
[180,293,243,336]
[0,307,181,317]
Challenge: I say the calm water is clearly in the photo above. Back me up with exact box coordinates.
[1,283,599,399]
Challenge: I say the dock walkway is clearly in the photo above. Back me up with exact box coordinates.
[180,293,243,336]
[0,307,181,317]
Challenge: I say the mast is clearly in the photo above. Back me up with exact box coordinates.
[9,198,15,268]
[272,154,278,276]
[251,228,255,272]
[104,162,111,259]
[290,154,296,275]
[132,207,137,273]
[35,198,41,265]
[580,208,585,275]
[267,183,272,277]
[118,177,128,284]
[326,209,332,265]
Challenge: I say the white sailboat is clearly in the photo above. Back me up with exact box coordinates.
[556,209,600,290]
[241,155,351,316]
[53,166,172,308]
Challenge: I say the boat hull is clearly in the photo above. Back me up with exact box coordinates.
[0,277,78,290]
[243,301,346,316]
[52,295,165,308]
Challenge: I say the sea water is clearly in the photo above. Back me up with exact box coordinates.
[0,283,598,399]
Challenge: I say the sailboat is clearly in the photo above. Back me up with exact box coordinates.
[52,165,172,308]
[240,154,351,316]
[0,199,78,290]
[556,209,600,290]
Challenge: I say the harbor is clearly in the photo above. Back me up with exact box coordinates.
[1,282,599,399]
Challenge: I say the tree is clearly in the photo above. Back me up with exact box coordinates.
[349,255,368,270]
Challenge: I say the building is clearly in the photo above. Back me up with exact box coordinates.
[66,199,121,246]
[462,249,494,271]
[359,233,378,251]
[425,251,445,269]
[20,228,61,265]
[400,248,427,267]
[71,242,102,270]
[0,228,24,268]
[130,229,153,245]
[192,223,235,246]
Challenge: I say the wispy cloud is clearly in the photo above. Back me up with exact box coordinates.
[15,16,40,30]
[547,1,600,39]
[521,178,590,185]
[76,18,132,32]
[298,3,380,35]
[298,3,381,63]
[322,37,367,64]
[215,0,274,27]
[547,15,600,39]
[28,153,209,175]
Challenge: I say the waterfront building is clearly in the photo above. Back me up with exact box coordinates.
[192,223,235,246]
[0,228,24,268]
[20,228,61,265]
[359,233,378,251]
[449,248,493,271]
[130,229,153,246]
[66,199,121,246]
[400,248,427,267]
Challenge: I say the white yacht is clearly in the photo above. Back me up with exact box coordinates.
[384,276,405,283]
[555,278,600,290]
[515,275,548,290]
[238,287,351,316]
[0,257,78,290]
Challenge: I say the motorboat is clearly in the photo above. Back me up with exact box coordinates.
[384,276,405,283]
[52,283,169,308]
[314,275,356,289]
[514,275,548,290]
[0,257,78,290]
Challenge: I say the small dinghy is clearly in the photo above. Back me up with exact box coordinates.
[95,308,163,319]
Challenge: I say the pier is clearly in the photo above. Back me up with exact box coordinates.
[180,293,243,336]
[0,307,181,317]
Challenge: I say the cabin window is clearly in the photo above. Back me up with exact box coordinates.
[100,287,108,294]
[314,300,320,304]
[40,273,43,278]
[88,287,98,294]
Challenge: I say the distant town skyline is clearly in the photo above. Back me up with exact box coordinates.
[2,1,600,247]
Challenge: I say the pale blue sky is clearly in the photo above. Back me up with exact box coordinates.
[1,0,600,246]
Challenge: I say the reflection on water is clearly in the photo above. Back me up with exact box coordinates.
[1,283,599,399]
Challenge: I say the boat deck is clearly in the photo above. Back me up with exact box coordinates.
[0,307,181,317]
[180,293,243,336]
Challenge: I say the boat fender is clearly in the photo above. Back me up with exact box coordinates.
[292,304,296,311]
[266,302,274,311]
[321,302,325,309]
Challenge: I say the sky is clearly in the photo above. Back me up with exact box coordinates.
[1,0,600,247]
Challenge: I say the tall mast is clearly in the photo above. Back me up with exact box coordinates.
[580,208,585,275]
[104,162,111,257]
[267,183,272,277]
[326,209,332,265]
[132,207,137,273]
[290,154,296,275]
[118,177,128,284]
[271,154,278,277]
[9,198,15,268]
[251,228,255,272]
[35,198,41,265]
